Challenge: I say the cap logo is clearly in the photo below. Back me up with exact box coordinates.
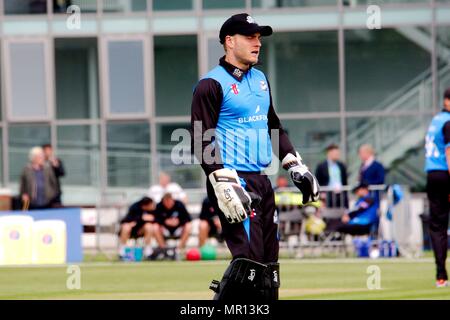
[246,16,256,24]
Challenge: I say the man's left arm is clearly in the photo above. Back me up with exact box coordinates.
[267,81,320,204]
[444,121,450,174]
[53,158,65,177]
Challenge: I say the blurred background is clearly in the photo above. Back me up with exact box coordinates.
[0,0,448,207]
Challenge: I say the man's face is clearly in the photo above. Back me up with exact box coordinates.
[162,197,175,210]
[327,148,340,162]
[43,147,52,159]
[227,33,262,66]
[356,188,369,198]
[359,147,372,162]
[142,202,155,212]
[33,152,45,167]
[159,174,170,187]
[444,98,450,110]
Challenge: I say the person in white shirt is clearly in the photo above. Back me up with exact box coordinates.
[148,172,187,204]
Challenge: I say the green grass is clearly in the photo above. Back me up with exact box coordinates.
[0,258,449,300]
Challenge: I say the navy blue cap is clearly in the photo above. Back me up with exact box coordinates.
[219,13,273,44]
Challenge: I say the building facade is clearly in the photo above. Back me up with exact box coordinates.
[0,0,449,204]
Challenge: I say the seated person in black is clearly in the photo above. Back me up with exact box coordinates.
[152,193,192,260]
[198,197,223,247]
[119,197,156,260]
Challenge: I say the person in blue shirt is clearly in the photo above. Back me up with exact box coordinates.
[190,13,320,301]
[329,183,378,236]
[315,143,349,208]
[342,183,377,232]
[424,87,450,288]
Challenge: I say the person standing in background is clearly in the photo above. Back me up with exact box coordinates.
[20,147,58,210]
[315,144,348,208]
[424,87,450,288]
[42,144,65,207]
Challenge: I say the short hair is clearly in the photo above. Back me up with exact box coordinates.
[29,146,44,162]
[359,144,374,154]
[140,197,154,206]
[444,87,450,100]
[41,143,52,149]
[326,143,339,152]
[162,193,173,202]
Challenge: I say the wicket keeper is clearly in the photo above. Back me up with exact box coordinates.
[190,13,320,301]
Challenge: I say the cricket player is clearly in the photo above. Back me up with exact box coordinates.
[190,13,320,301]
[425,87,450,288]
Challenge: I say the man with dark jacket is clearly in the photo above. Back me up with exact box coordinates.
[152,193,192,260]
[42,144,65,206]
[20,147,58,210]
[315,144,348,208]
[358,144,385,207]
[119,197,156,260]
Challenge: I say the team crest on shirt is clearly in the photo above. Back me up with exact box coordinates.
[231,83,240,94]
[233,68,243,78]
[260,80,268,91]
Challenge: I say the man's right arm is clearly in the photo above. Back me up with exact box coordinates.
[190,78,224,176]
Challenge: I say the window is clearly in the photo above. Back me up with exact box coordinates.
[107,122,150,187]
[57,125,100,186]
[203,0,245,9]
[106,39,148,116]
[55,38,99,119]
[156,123,203,188]
[345,29,431,112]
[5,0,47,14]
[8,125,51,183]
[153,0,193,11]
[154,36,198,116]
[102,0,147,12]
[7,41,50,120]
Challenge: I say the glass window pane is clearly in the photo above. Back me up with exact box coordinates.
[8,125,51,183]
[55,38,99,119]
[265,31,339,113]
[203,0,245,9]
[155,36,198,116]
[102,0,147,12]
[437,26,450,108]
[153,0,193,10]
[0,128,2,185]
[345,28,432,112]
[252,0,337,8]
[107,40,146,115]
[107,122,150,187]
[207,38,223,71]
[9,42,49,119]
[57,125,100,186]
[5,0,47,14]
[345,115,431,186]
[54,0,97,13]
[157,123,202,188]
[281,118,341,170]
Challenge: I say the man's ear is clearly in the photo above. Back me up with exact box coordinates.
[225,35,234,50]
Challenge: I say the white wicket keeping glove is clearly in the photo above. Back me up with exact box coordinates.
[282,152,320,204]
[209,168,253,224]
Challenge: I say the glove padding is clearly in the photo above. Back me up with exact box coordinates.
[282,152,320,204]
[209,168,253,224]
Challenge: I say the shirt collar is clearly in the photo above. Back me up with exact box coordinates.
[364,156,375,168]
[219,56,250,82]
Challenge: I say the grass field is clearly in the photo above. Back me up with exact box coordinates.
[1,258,450,300]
